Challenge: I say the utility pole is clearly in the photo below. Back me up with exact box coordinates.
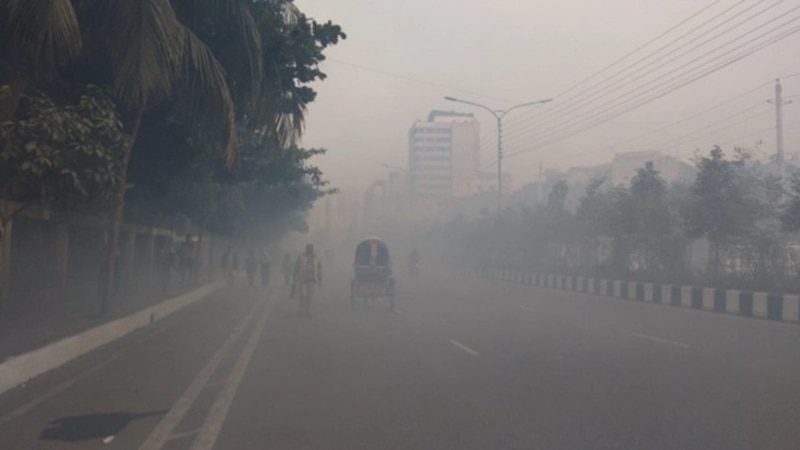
[496,117,503,210]
[444,96,552,212]
[776,79,785,180]
[767,78,795,199]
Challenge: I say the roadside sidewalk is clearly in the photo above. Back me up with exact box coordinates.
[0,274,217,364]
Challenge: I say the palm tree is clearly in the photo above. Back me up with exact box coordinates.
[0,0,82,121]
[1,0,262,312]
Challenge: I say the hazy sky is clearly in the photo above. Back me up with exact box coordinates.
[294,0,800,191]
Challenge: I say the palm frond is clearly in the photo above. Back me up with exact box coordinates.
[5,0,81,76]
[109,0,185,110]
[251,86,306,150]
[172,0,263,112]
[180,29,239,168]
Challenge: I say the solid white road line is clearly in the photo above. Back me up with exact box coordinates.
[0,319,178,426]
[138,298,263,450]
[632,332,690,349]
[449,339,479,356]
[166,428,201,441]
[189,297,276,450]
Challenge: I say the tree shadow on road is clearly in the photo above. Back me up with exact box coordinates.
[39,410,166,442]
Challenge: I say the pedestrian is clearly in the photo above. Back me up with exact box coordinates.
[158,241,176,294]
[260,250,271,287]
[221,245,235,286]
[179,234,197,285]
[245,250,258,287]
[293,244,322,317]
[282,252,293,287]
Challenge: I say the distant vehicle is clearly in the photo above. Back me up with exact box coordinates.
[351,237,395,311]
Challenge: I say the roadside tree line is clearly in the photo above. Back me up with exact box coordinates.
[442,146,800,293]
[0,0,344,310]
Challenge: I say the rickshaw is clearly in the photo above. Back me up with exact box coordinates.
[351,237,395,310]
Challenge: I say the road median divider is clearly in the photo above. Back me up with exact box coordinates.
[0,282,223,396]
[453,267,800,325]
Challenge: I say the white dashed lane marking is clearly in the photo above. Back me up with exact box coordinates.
[449,339,479,356]
[632,332,690,349]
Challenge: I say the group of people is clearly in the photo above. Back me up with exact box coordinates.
[219,244,312,290]
[221,247,276,287]
[219,243,321,317]
[157,234,199,294]
[155,235,326,319]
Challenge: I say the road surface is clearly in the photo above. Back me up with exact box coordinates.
[2,268,800,449]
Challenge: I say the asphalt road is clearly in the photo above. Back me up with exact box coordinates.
[2,267,800,449]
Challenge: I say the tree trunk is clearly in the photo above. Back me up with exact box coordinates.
[55,223,69,291]
[99,108,143,315]
[0,218,12,311]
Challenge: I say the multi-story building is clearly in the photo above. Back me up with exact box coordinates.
[408,110,480,198]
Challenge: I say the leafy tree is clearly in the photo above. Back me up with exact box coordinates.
[2,0,256,310]
[629,162,670,271]
[1,1,345,311]
[682,146,761,281]
[125,0,345,243]
[781,171,800,232]
[0,86,127,304]
[575,177,614,270]
[546,179,568,217]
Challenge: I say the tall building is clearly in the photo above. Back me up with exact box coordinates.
[408,110,480,198]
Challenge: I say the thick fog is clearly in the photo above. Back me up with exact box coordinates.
[3,1,800,449]
[297,0,800,189]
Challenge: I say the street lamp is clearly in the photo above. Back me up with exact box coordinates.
[444,95,552,211]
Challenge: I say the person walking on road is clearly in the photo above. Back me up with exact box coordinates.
[260,250,272,287]
[178,234,197,285]
[245,250,258,287]
[158,241,176,294]
[292,244,322,317]
[221,246,236,286]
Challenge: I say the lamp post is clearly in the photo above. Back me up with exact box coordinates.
[444,96,552,211]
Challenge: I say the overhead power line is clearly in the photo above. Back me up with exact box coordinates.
[503,71,800,165]
[502,0,754,129]
[505,0,726,126]
[502,20,800,159]
[505,0,788,133]
[505,6,800,147]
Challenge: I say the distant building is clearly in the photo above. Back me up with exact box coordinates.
[408,110,480,198]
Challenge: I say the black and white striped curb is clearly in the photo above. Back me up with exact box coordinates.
[454,268,800,324]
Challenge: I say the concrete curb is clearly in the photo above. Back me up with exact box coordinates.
[0,282,223,396]
[455,267,800,324]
